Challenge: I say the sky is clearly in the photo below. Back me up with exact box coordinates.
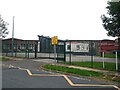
[0,0,118,40]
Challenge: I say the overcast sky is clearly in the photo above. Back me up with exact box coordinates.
[0,0,117,40]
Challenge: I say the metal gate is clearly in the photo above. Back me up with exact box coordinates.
[38,35,66,62]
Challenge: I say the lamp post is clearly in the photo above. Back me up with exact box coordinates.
[12,16,15,56]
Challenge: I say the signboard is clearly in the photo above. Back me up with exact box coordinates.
[51,36,58,45]
[66,42,89,52]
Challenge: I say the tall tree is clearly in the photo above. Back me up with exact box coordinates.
[0,15,9,38]
[101,1,120,71]
[101,1,120,37]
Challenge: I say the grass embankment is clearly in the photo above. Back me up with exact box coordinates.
[43,64,120,83]
[61,61,118,71]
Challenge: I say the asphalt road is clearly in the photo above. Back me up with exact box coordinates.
[2,59,120,90]
[3,52,120,63]
[66,55,120,63]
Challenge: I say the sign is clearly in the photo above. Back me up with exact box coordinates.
[66,42,89,52]
[51,36,58,62]
[51,36,58,45]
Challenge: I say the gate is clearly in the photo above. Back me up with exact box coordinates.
[38,35,66,62]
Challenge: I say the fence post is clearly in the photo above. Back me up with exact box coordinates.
[64,41,66,62]
[102,52,105,69]
[90,41,94,68]
[28,41,29,58]
[49,40,51,59]
[35,44,37,58]
[25,41,27,58]
[115,51,118,71]
[69,41,72,64]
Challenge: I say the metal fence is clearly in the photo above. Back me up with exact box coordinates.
[2,37,120,71]
[65,40,120,71]
[65,40,98,65]
[2,43,37,58]
[37,35,66,62]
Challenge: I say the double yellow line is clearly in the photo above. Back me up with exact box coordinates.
[19,68,120,90]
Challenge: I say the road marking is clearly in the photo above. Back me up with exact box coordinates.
[62,75,75,86]
[2,64,120,90]
[18,67,120,90]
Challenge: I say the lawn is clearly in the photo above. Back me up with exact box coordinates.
[61,61,118,71]
[43,64,120,83]
[0,56,11,61]
[97,53,120,58]
[43,64,103,77]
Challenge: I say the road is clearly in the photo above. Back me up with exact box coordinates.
[2,59,120,90]
[66,54,120,63]
[3,52,120,63]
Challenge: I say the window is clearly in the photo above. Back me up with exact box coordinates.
[67,45,71,50]
[76,45,80,50]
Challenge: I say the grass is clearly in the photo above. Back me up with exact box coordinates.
[0,56,11,61]
[61,61,117,71]
[43,64,103,77]
[43,64,120,83]
[97,53,120,58]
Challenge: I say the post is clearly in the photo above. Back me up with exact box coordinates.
[51,36,58,62]
[25,41,27,58]
[102,52,105,69]
[12,16,15,56]
[35,44,37,58]
[15,44,17,57]
[54,44,57,62]
[49,40,50,58]
[69,41,71,64]
[5,44,7,56]
[116,51,118,71]
[27,41,29,58]
[91,41,93,68]
[64,41,66,62]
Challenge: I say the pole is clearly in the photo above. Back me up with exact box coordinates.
[35,44,37,58]
[12,16,15,56]
[91,41,93,68]
[54,44,57,62]
[64,41,66,62]
[70,41,71,64]
[27,41,29,58]
[116,51,118,71]
[102,52,105,69]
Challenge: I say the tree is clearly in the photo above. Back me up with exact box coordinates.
[101,1,120,37]
[101,1,120,71]
[0,14,9,38]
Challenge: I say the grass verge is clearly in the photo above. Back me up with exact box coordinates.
[43,64,120,83]
[43,64,103,76]
[0,56,11,61]
[97,53,120,58]
[61,61,117,71]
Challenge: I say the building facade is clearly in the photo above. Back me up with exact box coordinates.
[2,37,119,54]
[2,38,38,53]
[98,39,119,53]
